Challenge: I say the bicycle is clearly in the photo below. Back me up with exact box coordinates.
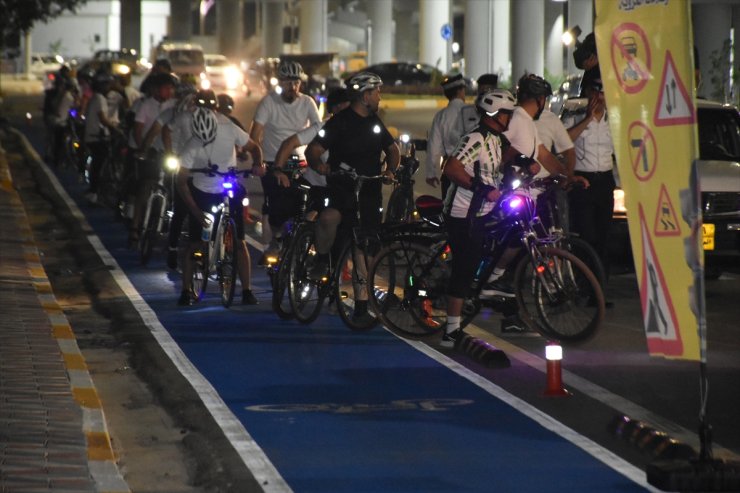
[138,154,179,265]
[368,171,606,345]
[384,137,419,224]
[287,164,390,330]
[190,165,251,307]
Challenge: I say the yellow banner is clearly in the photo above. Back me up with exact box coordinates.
[595,0,701,360]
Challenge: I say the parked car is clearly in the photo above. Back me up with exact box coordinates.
[349,62,442,87]
[559,96,740,278]
[30,53,64,80]
[204,54,246,92]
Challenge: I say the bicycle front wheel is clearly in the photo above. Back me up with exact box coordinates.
[514,246,604,344]
[288,226,326,324]
[271,233,296,320]
[218,217,238,307]
[368,241,449,341]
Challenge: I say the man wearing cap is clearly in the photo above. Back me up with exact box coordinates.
[563,77,616,289]
[249,60,321,259]
[426,73,467,198]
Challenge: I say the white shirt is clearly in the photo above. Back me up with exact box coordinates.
[461,103,480,134]
[106,90,125,126]
[129,97,174,151]
[446,128,506,219]
[535,110,574,154]
[84,93,109,142]
[253,91,320,162]
[562,112,614,172]
[162,107,197,155]
[504,106,551,179]
[180,112,251,194]
[426,98,466,180]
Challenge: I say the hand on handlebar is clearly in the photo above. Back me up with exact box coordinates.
[382,168,396,185]
[274,169,291,188]
[252,162,267,177]
[567,174,590,189]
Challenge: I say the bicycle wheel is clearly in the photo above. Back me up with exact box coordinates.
[514,246,604,343]
[271,233,296,320]
[218,217,238,307]
[139,194,164,266]
[385,188,414,223]
[288,226,327,324]
[368,241,449,340]
[191,244,209,301]
[334,242,378,331]
[560,235,606,289]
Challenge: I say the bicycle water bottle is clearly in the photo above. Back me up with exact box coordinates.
[201,213,214,241]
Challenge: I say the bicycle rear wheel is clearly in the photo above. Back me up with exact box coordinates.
[514,246,604,343]
[191,244,209,301]
[139,194,164,266]
[335,242,377,331]
[288,226,326,324]
[218,217,238,307]
[368,241,449,341]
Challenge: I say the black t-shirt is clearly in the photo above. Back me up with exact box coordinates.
[312,106,395,176]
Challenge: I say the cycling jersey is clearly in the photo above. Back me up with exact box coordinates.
[179,112,251,194]
[444,126,508,219]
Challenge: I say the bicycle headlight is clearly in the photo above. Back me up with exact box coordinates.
[241,197,249,207]
[165,155,180,170]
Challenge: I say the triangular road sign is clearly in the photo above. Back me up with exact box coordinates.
[653,184,682,236]
[654,50,695,126]
[639,204,684,356]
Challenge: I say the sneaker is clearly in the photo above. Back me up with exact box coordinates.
[307,254,330,281]
[242,289,259,305]
[351,310,375,327]
[480,279,516,299]
[177,291,192,306]
[440,328,463,348]
[166,247,178,270]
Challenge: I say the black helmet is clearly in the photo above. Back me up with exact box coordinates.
[440,73,465,91]
[195,89,218,110]
[217,93,234,112]
[326,88,349,111]
[516,73,552,101]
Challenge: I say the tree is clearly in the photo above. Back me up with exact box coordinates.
[0,0,88,39]
[0,0,87,93]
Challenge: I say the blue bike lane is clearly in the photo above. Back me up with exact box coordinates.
[46,166,654,492]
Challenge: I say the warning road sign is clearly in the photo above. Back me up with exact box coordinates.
[638,205,684,356]
[628,121,658,182]
[654,50,695,126]
[653,184,682,236]
[610,22,652,94]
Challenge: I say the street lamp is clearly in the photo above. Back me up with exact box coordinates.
[562,25,582,47]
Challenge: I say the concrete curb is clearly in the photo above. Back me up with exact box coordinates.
[4,128,131,493]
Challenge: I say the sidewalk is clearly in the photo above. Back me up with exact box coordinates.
[0,130,128,492]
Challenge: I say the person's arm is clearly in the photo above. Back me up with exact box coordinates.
[536,144,565,176]
[176,167,207,227]
[248,119,266,176]
[140,120,163,155]
[443,156,500,202]
[273,134,302,187]
[385,141,401,173]
[306,140,329,175]
[566,98,597,142]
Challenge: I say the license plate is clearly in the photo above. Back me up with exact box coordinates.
[702,223,715,250]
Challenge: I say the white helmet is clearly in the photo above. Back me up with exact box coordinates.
[191,107,218,145]
[348,72,383,93]
[477,89,516,117]
[277,60,304,80]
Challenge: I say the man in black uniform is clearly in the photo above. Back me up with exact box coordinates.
[305,71,400,325]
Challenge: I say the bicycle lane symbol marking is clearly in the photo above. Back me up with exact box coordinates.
[610,22,652,94]
[628,121,658,182]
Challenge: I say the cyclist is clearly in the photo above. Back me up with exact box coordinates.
[249,60,321,258]
[426,73,467,199]
[127,72,178,244]
[305,71,400,325]
[271,87,351,217]
[176,94,263,306]
[83,71,118,204]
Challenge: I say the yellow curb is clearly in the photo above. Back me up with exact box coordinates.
[86,432,117,461]
[73,387,103,408]
[63,353,88,371]
[53,324,75,338]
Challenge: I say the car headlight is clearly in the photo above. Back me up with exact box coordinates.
[224,66,243,89]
